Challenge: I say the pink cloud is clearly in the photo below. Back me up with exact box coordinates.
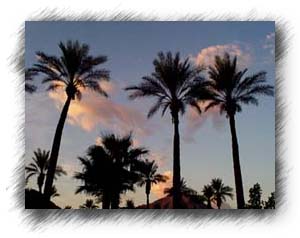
[48,81,152,137]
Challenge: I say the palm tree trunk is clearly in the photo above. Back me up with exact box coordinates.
[229,115,245,209]
[111,194,120,209]
[44,96,72,202]
[172,112,181,209]
[146,193,150,209]
[38,173,45,194]
[102,192,110,209]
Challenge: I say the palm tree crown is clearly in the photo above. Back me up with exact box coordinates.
[202,184,214,209]
[25,68,37,93]
[25,148,66,193]
[126,51,206,118]
[136,159,168,208]
[210,178,233,209]
[75,133,148,209]
[202,53,274,116]
[31,40,110,99]
[79,199,99,209]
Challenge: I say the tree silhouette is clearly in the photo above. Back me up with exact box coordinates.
[135,159,168,208]
[164,178,205,208]
[125,199,135,209]
[192,53,274,208]
[125,52,207,208]
[247,183,262,209]
[29,40,110,201]
[210,178,233,209]
[64,205,72,209]
[74,133,148,209]
[263,192,275,209]
[202,184,214,209]
[25,68,37,93]
[79,199,99,209]
[25,148,66,193]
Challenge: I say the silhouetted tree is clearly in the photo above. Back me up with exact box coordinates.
[263,192,275,209]
[25,188,60,209]
[210,178,233,209]
[25,148,66,193]
[164,178,197,197]
[64,205,72,209]
[136,159,168,208]
[164,178,205,208]
[25,68,37,93]
[126,52,207,208]
[247,183,262,209]
[75,133,148,209]
[192,53,274,208]
[79,199,99,209]
[29,40,110,201]
[202,184,214,209]
[125,199,135,209]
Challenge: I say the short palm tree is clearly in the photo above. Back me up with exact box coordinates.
[210,178,233,209]
[164,178,198,197]
[29,40,110,201]
[202,184,214,209]
[75,133,148,209]
[79,199,99,209]
[192,53,274,208]
[25,148,66,193]
[126,52,207,208]
[25,68,37,93]
[136,159,168,208]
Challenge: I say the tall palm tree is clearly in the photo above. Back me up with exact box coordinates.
[79,199,99,209]
[210,178,233,209]
[25,148,66,193]
[75,133,148,209]
[202,184,214,209]
[125,52,207,208]
[192,53,274,208]
[29,40,110,201]
[136,159,168,208]
[25,68,37,93]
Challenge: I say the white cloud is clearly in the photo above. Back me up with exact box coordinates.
[263,32,275,55]
[194,43,252,69]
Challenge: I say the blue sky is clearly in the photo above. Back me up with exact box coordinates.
[25,21,275,208]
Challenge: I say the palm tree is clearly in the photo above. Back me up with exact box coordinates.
[25,148,66,193]
[164,178,198,197]
[136,159,168,208]
[192,53,274,208]
[29,40,110,201]
[125,52,207,208]
[25,68,37,93]
[125,199,135,209]
[202,185,214,209]
[79,199,99,209]
[210,178,233,209]
[75,133,148,209]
